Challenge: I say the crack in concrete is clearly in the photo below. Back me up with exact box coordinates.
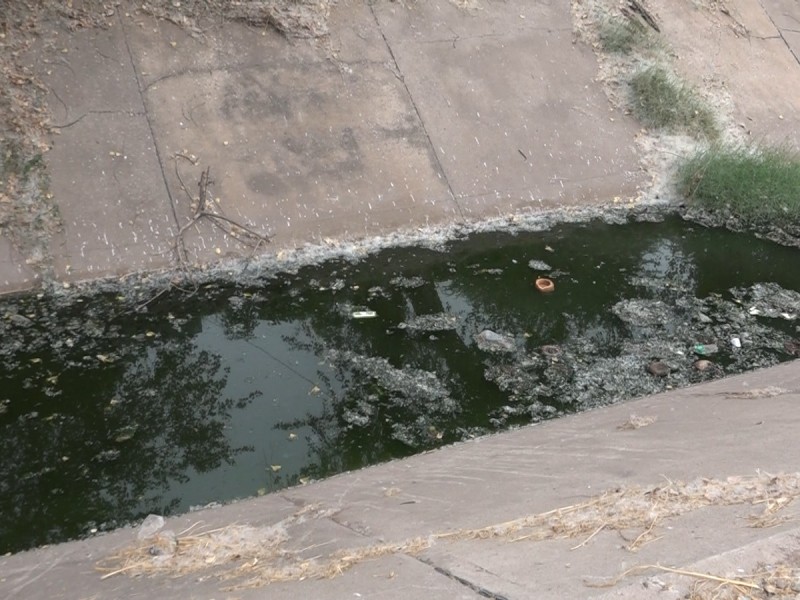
[117,8,183,264]
[368,5,465,222]
[143,67,218,92]
[416,556,513,600]
[416,27,571,47]
[50,109,146,129]
[279,493,514,597]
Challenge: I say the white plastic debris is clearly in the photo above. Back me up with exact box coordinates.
[351,311,377,319]
[475,330,516,353]
[137,514,165,540]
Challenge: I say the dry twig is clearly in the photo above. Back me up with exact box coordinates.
[171,157,271,267]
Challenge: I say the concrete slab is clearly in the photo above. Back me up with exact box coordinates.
[758,0,800,32]
[141,64,457,262]
[15,13,179,283]
[783,29,800,65]
[46,112,175,281]
[261,553,484,600]
[328,0,398,64]
[596,527,800,599]
[422,503,800,599]
[121,9,313,90]
[0,495,298,600]
[26,16,143,122]
[0,484,481,600]
[127,11,457,264]
[660,0,800,145]
[372,0,644,216]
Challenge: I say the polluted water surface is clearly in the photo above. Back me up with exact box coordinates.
[1,217,800,553]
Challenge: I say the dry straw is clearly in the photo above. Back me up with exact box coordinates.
[687,562,800,599]
[585,562,800,599]
[97,472,800,590]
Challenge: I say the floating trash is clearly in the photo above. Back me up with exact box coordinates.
[528,259,552,271]
[475,330,516,353]
[2,217,800,554]
[535,277,555,293]
[351,310,377,319]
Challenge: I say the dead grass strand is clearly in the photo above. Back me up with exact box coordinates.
[96,473,800,590]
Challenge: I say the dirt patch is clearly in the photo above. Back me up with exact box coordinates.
[138,0,335,38]
[0,2,65,277]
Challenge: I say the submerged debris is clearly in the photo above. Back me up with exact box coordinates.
[646,360,670,377]
[398,313,458,332]
[732,282,800,320]
[351,310,377,319]
[327,350,454,408]
[389,276,426,289]
[475,330,516,353]
[326,350,459,446]
[612,298,674,328]
[528,259,553,271]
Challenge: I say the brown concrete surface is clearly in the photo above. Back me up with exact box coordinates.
[1,0,798,291]
[3,0,649,292]
[658,0,800,144]
[1,360,798,599]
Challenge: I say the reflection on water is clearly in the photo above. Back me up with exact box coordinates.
[0,324,258,551]
[1,217,799,552]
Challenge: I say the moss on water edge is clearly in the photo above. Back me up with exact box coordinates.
[677,145,800,227]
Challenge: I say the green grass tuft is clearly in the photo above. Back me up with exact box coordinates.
[598,17,650,54]
[629,66,718,140]
[677,145,800,225]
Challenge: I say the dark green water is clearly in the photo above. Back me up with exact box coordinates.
[1,217,799,553]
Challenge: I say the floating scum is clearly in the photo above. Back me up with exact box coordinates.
[98,472,800,592]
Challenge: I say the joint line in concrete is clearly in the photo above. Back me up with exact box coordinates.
[368,5,465,221]
[416,556,513,600]
[757,0,800,66]
[116,8,185,262]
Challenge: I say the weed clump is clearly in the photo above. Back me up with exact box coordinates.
[678,145,800,226]
[598,17,650,54]
[630,66,718,140]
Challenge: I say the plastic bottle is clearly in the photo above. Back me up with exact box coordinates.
[693,343,719,356]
